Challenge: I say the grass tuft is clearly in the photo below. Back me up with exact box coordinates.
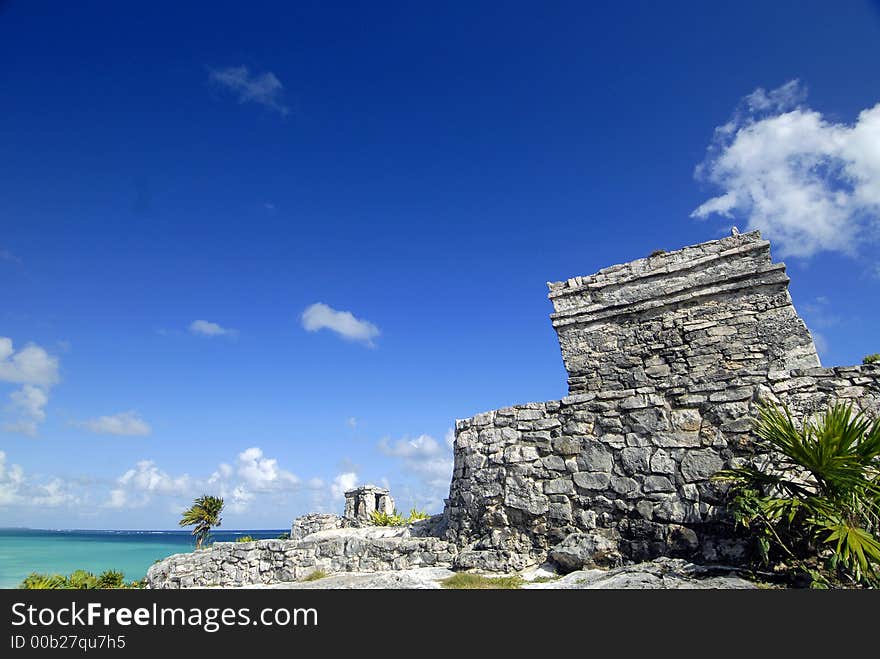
[301,569,329,582]
[439,573,524,589]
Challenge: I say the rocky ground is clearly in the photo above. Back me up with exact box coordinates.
[226,558,759,589]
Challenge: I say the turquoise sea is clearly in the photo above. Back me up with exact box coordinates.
[0,528,286,588]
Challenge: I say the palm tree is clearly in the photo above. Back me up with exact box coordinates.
[179,495,225,549]
[715,401,880,586]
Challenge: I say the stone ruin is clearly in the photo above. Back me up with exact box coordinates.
[443,229,879,571]
[146,230,880,587]
[344,485,395,523]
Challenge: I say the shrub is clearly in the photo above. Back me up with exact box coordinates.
[96,570,126,589]
[276,532,290,540]
[714,401,880,588]
[301,569,329,582]
[369,510,407,526]
[369,508,431,526]
[18,569,143,589]
[19,573,67,589]
[235,535,255,543]
[864,354,880,365]
[440,573,524,589]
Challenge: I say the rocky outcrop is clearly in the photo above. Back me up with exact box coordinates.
[443,231,880,571]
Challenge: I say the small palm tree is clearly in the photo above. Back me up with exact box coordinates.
[179,494,225,549]
[715,401,880,587]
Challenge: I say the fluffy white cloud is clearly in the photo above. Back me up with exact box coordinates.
[330,472,358,500]
[209,65,289,116]
[4,384,49,437]
[107,460,192,509]
[79,411,151,437]
[189,319,238,338]
[0,338,60,437]
[0,338,59,387]
[301,303,380,347]
[235,447,299,491]
[378,432,454,509]
[0,451,79,508]
[692,80,880,258]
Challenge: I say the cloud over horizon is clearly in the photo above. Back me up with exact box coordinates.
[0,450,80,508]
[209,65,289,116]
[692,80,880,259]
[301,303,380,347]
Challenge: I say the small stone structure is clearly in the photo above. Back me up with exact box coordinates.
[146,230,880,587]
[343,486,395,524]
[443,230,880,571]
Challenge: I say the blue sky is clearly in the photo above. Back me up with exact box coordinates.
[1,1,879,529]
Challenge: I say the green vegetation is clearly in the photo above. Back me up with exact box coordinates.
[714,401,880,588]
[369,508,431,527]
[301,569,329,582]
[440,573,524,589]
[277,532,291,540]
[235,535,255,543]
[369,510,407,526]
[179,494,225,549]
[19,569,143,589]
[530,575,560,583]
[864,354,880,365]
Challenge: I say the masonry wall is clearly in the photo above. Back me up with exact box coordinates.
[547,232,819,395]
[146,529,457,588]
[444,231,880,571]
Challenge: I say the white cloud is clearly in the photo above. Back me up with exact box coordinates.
[330,472,358,500]
[692,80,880,258]
[301,303,380,347]
[79,411,151,437]
[378,432,454,500]
[209,65,289,116]
[4,384,48,437]
[106,460,192,509]
[0,451,79,508]
[0,338,59,387]
[189,319,238,338]
[346,416,357,429]
[0,338,60,437]
[235,447,299,492]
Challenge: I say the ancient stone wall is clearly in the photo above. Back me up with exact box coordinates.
[444,231,880,571]
[548,231,819,395]
[146,526,457,589]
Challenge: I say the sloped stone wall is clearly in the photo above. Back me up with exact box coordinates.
[444,231,880,571]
